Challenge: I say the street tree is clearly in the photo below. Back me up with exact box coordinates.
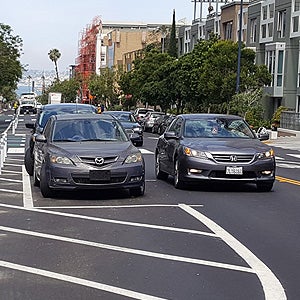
[88,68,119,108]
[0,23,23,101]
[48,48,61,81]
[168,9,177,58]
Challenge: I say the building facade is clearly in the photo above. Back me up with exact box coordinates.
[178,0,300,121]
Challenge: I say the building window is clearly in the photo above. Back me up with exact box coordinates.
[293,16,299,32]
[250,18,257,43]
[277,10,286,38]
[277,50,284,87]
[266,50,275,86]
[294,0,300,12]
[262,24,267,38]
[224,21,233,40]
[262,6,268,20]
[268,22,273,37]
[269,4,274,18]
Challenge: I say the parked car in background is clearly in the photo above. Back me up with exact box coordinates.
[33,114,145,198]
[152,114,176,134]
[155,114,275,191]
[142,111,165,132]
[134,107,154,124]
[102,110,143,146]
[24,103,97,176]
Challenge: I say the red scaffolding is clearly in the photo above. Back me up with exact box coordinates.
[76,16,102,103]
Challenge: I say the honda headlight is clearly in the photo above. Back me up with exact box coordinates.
[50,155,73,165]
[125,152,143,164]
[257,149,275,159]
[183,147,209,160]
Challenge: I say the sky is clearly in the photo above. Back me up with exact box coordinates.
[0,0,199,72]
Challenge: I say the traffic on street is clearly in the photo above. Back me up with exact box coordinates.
[0,109,299,299]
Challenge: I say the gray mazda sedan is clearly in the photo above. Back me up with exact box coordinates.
[155,114,275,192]
[33,113,145,198]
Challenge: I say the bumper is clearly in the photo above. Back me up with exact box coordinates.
[178,156,275,184]
[46,163,145,191]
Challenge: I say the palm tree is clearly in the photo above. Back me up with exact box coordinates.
[48,48,61,81]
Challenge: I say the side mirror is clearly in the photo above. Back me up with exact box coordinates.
[35,134,47,143]
[258,133,270,141]
[164,131,177,139]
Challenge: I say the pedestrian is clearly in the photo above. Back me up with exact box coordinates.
[13,101,19,114]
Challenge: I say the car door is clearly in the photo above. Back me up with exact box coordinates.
[159,117,183,174]
[34,117,53,179]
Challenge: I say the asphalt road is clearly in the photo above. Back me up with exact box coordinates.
[0,110,299,300]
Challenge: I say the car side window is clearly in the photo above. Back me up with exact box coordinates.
[168,118,183,136]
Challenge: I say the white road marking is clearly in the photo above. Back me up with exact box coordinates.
[0,189,22,194]
[0,203,215,237]
[0,260,166,300]
[7,148,24,154]
[277,163,300,169]
[0,225,253,273]
[39,204,199,209]
[0,170,22,174]
[287,153,300,159]
[140,149,154,154]
[275,156,284,160]
[22,165,33,208]
[3,163,23,167]
[179,204,287,300]
[0,178,22,183]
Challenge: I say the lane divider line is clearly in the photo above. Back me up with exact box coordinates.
[179,204,286,300]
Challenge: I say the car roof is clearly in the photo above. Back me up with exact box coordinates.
[178,113,243,120]
[52,113,115,121]
[103,111,132,114]
[40,103,96,111]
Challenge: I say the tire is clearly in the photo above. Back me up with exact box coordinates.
[24,148,34,176]
[174,159,185,189]
[40,164,54,198]
[256,182,273,192]
[33,160,39,187]
[136,141,143,147]
[155,154,168,180]
[130,179,145,197]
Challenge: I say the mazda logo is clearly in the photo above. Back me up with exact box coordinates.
[230,155,238,162]
[95,157,105,165]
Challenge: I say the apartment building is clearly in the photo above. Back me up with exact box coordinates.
[178,0,300,120]
[248,0,300,117]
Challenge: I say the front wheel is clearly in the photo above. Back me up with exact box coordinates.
[40,164,54,198]
[256,182,273,192]
[24,148,34,176]
[174,159,185,189]
[155,154,168,180]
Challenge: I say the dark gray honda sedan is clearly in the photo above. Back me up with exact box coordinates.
[155,114,275,192]
[33,114,145,198]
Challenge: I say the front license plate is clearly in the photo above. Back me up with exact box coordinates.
[90,170,111,181]
[226,166,243,175]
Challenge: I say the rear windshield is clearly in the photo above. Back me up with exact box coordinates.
[38,106,96,128]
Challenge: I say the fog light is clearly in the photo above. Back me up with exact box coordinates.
[261,170,272,175]
[130,176,143,182]
[54,178,68,183]
[189,168,203,174]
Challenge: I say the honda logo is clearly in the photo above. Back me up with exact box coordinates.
[229,155,238,162]
[95,157,105,165]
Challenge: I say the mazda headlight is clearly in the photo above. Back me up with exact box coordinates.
[257,149,274,159]
[125,152,143,164]
[183,147,209,160]
[50,155,73,165]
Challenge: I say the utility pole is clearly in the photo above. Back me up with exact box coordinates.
[236,0,243,94]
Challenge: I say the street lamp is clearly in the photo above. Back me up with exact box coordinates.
[236,0,243,94]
